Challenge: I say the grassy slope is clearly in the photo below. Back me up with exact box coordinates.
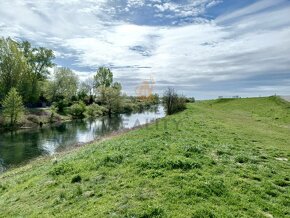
[0,97,289,217]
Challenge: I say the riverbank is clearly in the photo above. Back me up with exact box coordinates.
[0,106,165,169]
[0,107,71,132]
[1,97,290,217]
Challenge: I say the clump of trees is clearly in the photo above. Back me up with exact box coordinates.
[163,88,186,115]
[0,38,55,106]
[0,37,161,129]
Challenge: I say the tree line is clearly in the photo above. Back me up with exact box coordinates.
[0,38,160,128]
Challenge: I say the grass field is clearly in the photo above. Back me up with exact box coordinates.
[0,96,289,217]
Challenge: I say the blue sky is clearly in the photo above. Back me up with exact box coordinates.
[0,0,290,99]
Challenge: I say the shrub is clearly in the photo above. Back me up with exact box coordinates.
[120,101,139,113]
[53,98,69,113]
[85,103,105,118]
[68,101,86,119]
[162,88,186,115]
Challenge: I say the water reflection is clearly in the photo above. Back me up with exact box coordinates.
[0,106,164,170]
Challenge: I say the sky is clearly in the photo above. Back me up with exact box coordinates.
[0,0,290,99]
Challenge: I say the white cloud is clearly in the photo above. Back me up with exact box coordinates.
[216,0,285,23]
[0,0,290,98]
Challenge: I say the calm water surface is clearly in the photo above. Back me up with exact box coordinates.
[0,106,165,172]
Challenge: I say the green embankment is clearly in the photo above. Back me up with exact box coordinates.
[0,97,289,217]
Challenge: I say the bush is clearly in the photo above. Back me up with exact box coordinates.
[162,88,186,115]
[68,101,86,119]
[85,103,105,118]
[121,101,139,113]
[53,98,69,113]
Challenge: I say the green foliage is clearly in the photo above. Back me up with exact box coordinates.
[163,88,186,115]
[0,38,55,104]
[121,99,139,113]
[94,67,113,88]
[19,41,55,80]
[68,101,86,119]
[1,88,24,126]
[102,87,123,116]
[85,103,105,118]
[44,67,78,103]
[0,38,29,101]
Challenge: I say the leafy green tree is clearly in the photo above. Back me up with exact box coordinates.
[2,88,24,126]
[94,67,113,88]
[45,67,78,102]
[103,87,123,116]
[78,78,95,104]
[19,41,55,80]
[0,38,55,105]
[0,38,29,101]
[112,82,122,91]
[19,41,55,104]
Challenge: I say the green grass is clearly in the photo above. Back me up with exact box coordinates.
[0,96,289,217]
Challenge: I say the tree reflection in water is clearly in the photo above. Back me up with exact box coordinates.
[0,106,165,170]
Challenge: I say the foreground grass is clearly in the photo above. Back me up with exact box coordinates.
[0,97,289,217]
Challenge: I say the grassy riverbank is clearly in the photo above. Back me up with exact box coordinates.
[0,97,290,217]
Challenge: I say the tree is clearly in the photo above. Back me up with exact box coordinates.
[0,38,29,101]
[112,82,122,91]
[103,87,122,117]
[163,88,186,115]
[0,38,55,105]
[93,67,124,115]
[78,78,95,104]
[45,67,78,102]
[2,88,24,126]
[94,67,113,88]
[19,41,55,80]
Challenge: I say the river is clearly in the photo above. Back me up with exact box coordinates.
[0,105,165,172]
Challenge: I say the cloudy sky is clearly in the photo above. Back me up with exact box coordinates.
[0,0,290,99]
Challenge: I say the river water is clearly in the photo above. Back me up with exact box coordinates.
[0,106,165,172]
